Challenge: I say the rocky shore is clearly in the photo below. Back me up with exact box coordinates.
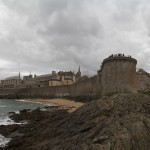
[1,93,150,150]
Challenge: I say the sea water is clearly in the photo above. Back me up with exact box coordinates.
[0,99,45,147]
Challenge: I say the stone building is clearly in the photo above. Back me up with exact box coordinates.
[1,74,22,89]
[57,71,76,85]
[49,79,61,87]
[49,71,62,86]
[21,73,54,88]
[22,74,36,88]
[101,54,137,95]
[20,69,82,88]
[35,74,52,87]
[0,81,2,89]
[136,69,150,90]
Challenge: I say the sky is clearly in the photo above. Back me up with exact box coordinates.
[0,0,150,79]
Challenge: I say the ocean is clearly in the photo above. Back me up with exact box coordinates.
[0,99,46,147]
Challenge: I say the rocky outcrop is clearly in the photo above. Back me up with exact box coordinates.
[2,93,150,150]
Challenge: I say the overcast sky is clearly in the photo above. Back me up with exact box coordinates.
[0,0,150,79]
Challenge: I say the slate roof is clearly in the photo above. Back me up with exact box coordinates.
[35,74,52,78]
[5,76,21,80]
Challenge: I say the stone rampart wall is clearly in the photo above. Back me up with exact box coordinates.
[101,56,137,95]
[0,76,101,101]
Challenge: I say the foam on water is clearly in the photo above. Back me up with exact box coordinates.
[0,115,27,126]
[16,99,32,103]
[16,99,44,104]
[0,106,6,108]
[0,134,11,147]
[0,116,15,125]
[0,99,46,147]
[46,103,57,106]
[15,111,20,114]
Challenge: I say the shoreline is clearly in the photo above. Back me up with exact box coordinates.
[23,98,84,112]
[1,93,150,149]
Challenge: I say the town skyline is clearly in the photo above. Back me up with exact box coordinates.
[0,66,81,80]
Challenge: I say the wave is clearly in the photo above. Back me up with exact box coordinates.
[16,99,44,105]
[0,134,11,147]
[0,106,6,108]
[0,116,26,126]
[15,111,20,114]
[16,99,31,103]
[46,103,57,106]
[0,116,15,125]
[16,99,59,108]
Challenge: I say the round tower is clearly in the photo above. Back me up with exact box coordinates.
[101,54,137,95]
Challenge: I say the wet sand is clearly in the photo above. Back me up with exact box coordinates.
[28,98,84,112]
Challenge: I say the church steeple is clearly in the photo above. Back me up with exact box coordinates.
[18,63,21,78]
[19,72,21,78]
[78,65,80,73]
[77,65,81,77]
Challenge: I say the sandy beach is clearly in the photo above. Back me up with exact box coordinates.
[28,98,84,112]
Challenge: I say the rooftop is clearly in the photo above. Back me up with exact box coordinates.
[108,54,132,58]
[101,54,137,69]
[58,71,74,76]
[35,74,52,78]
[5,76,21,80]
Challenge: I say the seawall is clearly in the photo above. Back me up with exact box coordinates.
[0,76,102,102]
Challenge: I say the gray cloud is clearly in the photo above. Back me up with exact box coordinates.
[0,0,150,79]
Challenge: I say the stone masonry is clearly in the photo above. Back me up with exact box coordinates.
[101,54,137,95]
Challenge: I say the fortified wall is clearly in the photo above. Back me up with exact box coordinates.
[0,54,150,99]
[0,76,101,101]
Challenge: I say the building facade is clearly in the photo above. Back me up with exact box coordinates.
[136,69,150,90]
[0,68,82,89]
[1,75,22,89]
[22,74,36,88]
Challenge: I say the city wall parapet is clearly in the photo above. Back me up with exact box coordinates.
[0,76,101,101]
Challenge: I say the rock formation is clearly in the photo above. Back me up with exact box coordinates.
[1,93,150,150]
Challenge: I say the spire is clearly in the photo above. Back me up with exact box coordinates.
[78,65,80,73]
[77,65,81,77]
[30,70,31,75]
[18,63,21,78]
[19,72,20,78]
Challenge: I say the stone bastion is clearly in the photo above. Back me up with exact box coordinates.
[101,54,137,95]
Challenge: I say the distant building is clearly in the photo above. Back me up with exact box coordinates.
[49,67,81,86]
[34,74,52,87]
[57,71,75,85]
[0,67,82,89]
[1,74,21,89]
[22,74,36,88]
[0,80,2,89]
[49,71,61,86]
[49,79,61,87]
[136,69,150,90]
[20,69,81,88]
